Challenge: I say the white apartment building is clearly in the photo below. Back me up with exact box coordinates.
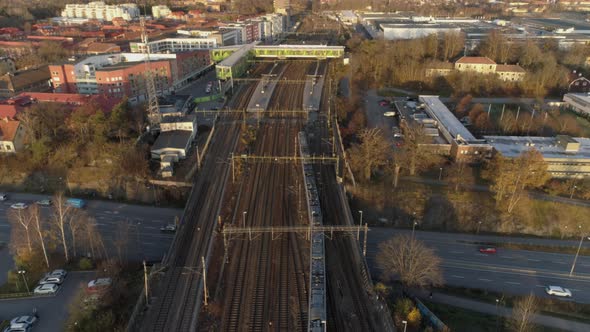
[130,38,218,53]
[61,2,140,21]
[152,5,172,19]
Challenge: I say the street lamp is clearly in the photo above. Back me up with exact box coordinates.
[570,231,590,276]
[242,211,247,228]
[562,225,568,240]
[357,210,363,241]
[476,221,482,235]
[438,167,443,181]
[495,298,500,332]
[18,270,30,294]
[570,185,577,199]
[401,320,407,332]
[412,221,418,237]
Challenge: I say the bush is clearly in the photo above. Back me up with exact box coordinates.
[78,258,93,270]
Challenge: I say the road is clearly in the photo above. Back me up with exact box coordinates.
[365,229,590,303]
[0,271,95,332]
[364,89,398,142]
[0,193,182,284]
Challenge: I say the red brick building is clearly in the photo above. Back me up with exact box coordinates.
[49,51,210,101]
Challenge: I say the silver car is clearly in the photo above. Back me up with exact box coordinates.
[33,283,58,295]
[39,275,64,285]
[545,285,572,297]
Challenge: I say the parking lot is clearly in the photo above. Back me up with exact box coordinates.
[0,271,95,332]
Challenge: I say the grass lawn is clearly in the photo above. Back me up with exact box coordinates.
[435,286,590,324]
[423,300,568,332]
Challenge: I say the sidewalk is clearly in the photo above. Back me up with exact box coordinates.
[415,290,590,332]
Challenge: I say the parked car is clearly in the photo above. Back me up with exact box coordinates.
[65,198,86,208]
[545,285,572,297]
[36,199,52,206]
[9,316,37,329]
[10,203,28,210]
[3,326,31,332]
[87,278,112,293]
[38,275,64,285]
[160,224,177,233]
[46,269,67,279]
[479,247,497,254]
[33,283,59,295]
[384,111,396,117]
[379,100,389,106]
[0,193,7,201]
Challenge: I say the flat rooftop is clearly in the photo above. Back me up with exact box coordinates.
[419,95,477,143]
[217,42,257,68]
[484,136,590,160]
[152,130,193,151]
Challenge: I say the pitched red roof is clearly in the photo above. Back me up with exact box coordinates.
[0,118,20,141]
[456,56,496,65]
[0,105,18,119]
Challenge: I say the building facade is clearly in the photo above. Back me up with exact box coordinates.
[455,56,497,74]
[152,5,172,19]
[0,118,25,153]
[61,2,140,21]
[131,38,218,53]
[485,135,590,178]
[49,52,210,101]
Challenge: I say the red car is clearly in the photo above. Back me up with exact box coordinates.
[479,247,497,254]
[379,101,389,106]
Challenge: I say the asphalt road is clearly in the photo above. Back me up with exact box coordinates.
[364,229,590,303]
[0,271,95,332]
[0,192,182,283]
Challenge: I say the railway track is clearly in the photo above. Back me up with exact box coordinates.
[138,64,272,332]
[220,61,311,331]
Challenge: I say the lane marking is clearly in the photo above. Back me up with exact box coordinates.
[552,261,567,264]
[478,278,492,282]
[505,281,521,285]
[500,256,513,259]
[536,285,546,288]
[451,275,465,279]
[450,251,464,254]
[527,259,541,262]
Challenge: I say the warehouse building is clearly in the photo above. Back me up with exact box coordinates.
[484,135,590,178]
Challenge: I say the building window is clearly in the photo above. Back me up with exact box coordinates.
[5,145,11,151]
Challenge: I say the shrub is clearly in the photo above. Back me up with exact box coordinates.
[78,258,93,270]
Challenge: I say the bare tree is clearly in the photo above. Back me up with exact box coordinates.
[68,210,86,258]
[113,221,131,264]
[376,235,443,288]
[511,293,538,332]
[393,124,442,176]
[80,218,108,260]
[483,149,549,214]
[348,128,391,182]
[8,208,33,254]
[51,192,72,262]
[30,205,50,268]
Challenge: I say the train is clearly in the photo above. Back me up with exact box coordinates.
[299,132,327,332]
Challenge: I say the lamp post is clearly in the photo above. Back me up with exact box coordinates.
[18,270,29,294]
[401,320,407,332]
[570,231,590,276]
[358,210,363,241]
[495,298,500,332]
[242,211,247,228]
[562,225,568,240]
[476,221,482,235]
[412,221,418,238]
[570,185,577,199]
[438,167,443,181]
